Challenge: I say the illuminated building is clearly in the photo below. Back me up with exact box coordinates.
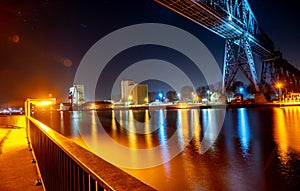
[69,84,85,106]
[121,80,148,105]
[121,80,135,101]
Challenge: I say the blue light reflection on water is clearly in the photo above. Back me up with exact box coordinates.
[158,109,171,179]
[237,108,251,157]
[158,109,167,143]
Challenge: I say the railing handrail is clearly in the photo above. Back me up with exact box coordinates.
[28,116,156,191]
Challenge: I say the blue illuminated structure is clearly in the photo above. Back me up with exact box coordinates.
[155,0,300,94]
[239,87,244,93]
[155,0,274,94]
[158,92,163,101]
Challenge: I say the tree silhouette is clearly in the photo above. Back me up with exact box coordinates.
[166,91,179,102]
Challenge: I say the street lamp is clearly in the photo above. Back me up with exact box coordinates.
[128,95,133,105]
[205,90,211,104]
[206,90,210,99]
[276,83,282,102]
[158,93,163,101]
[191,92,195,102]
[239,87,244,93]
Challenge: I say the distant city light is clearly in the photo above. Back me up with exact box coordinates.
[0,107,23,115]
[276,83,282,89]
[35,101,54,107]
[9,34,20,43]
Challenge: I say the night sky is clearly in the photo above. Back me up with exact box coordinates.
[0,0,299,106]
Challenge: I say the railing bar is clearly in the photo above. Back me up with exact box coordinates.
[64,152,67,191]
[72,159,76,191]
[89,174,91,191]
[69,157,72,191]
[84,170,89,191]
[76,163,80,191]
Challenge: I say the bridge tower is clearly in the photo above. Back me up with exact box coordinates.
[155,0,275,95]
[222,0,263,94]
[222,35,259,94]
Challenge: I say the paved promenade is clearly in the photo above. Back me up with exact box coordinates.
[0,125,44,191]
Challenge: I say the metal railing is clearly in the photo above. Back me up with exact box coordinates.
[28,117,156,191]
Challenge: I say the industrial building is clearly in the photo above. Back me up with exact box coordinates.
[69,84,85,106]
[121,80,148,105]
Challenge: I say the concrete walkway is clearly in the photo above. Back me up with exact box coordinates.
[0,125,44,191]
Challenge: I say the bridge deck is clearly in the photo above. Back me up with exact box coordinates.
[155,0,273,57]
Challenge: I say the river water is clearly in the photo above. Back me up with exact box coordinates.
[33,106,300,191]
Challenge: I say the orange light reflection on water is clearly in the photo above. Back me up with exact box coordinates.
[144,110,153,148]
[273,107,300,166]
[192,109,201,150]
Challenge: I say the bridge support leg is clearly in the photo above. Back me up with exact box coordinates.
[260,58,277,93]
[222,35,260,94]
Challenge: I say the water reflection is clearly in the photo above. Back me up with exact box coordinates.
[176,109,184,151]
[158,109,171,179]
[273,107,300,165]
[192,109,201,150]
[200,109,225,153]
[59,111,64,135]
[33,107,300,190]
[158,109,167,144]
[144,110,153,148]
[91,110,98,146]
[274,108,289,165]
[237,108,251,157]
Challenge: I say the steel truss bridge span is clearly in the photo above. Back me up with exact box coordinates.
[155,0,300,95]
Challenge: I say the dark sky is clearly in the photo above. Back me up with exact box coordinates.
[0,0,299,106]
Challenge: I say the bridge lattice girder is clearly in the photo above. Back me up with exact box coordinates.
[154,0,274,93]
[261,52,300,93]
[222,35,259,93]
[155,0,300,94]
[155,0,274,56]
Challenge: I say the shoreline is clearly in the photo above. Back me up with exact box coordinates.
[55,102,300,112]
[111,102,300,111]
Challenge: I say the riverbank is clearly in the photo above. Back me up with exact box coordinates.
[111,102,300,111]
